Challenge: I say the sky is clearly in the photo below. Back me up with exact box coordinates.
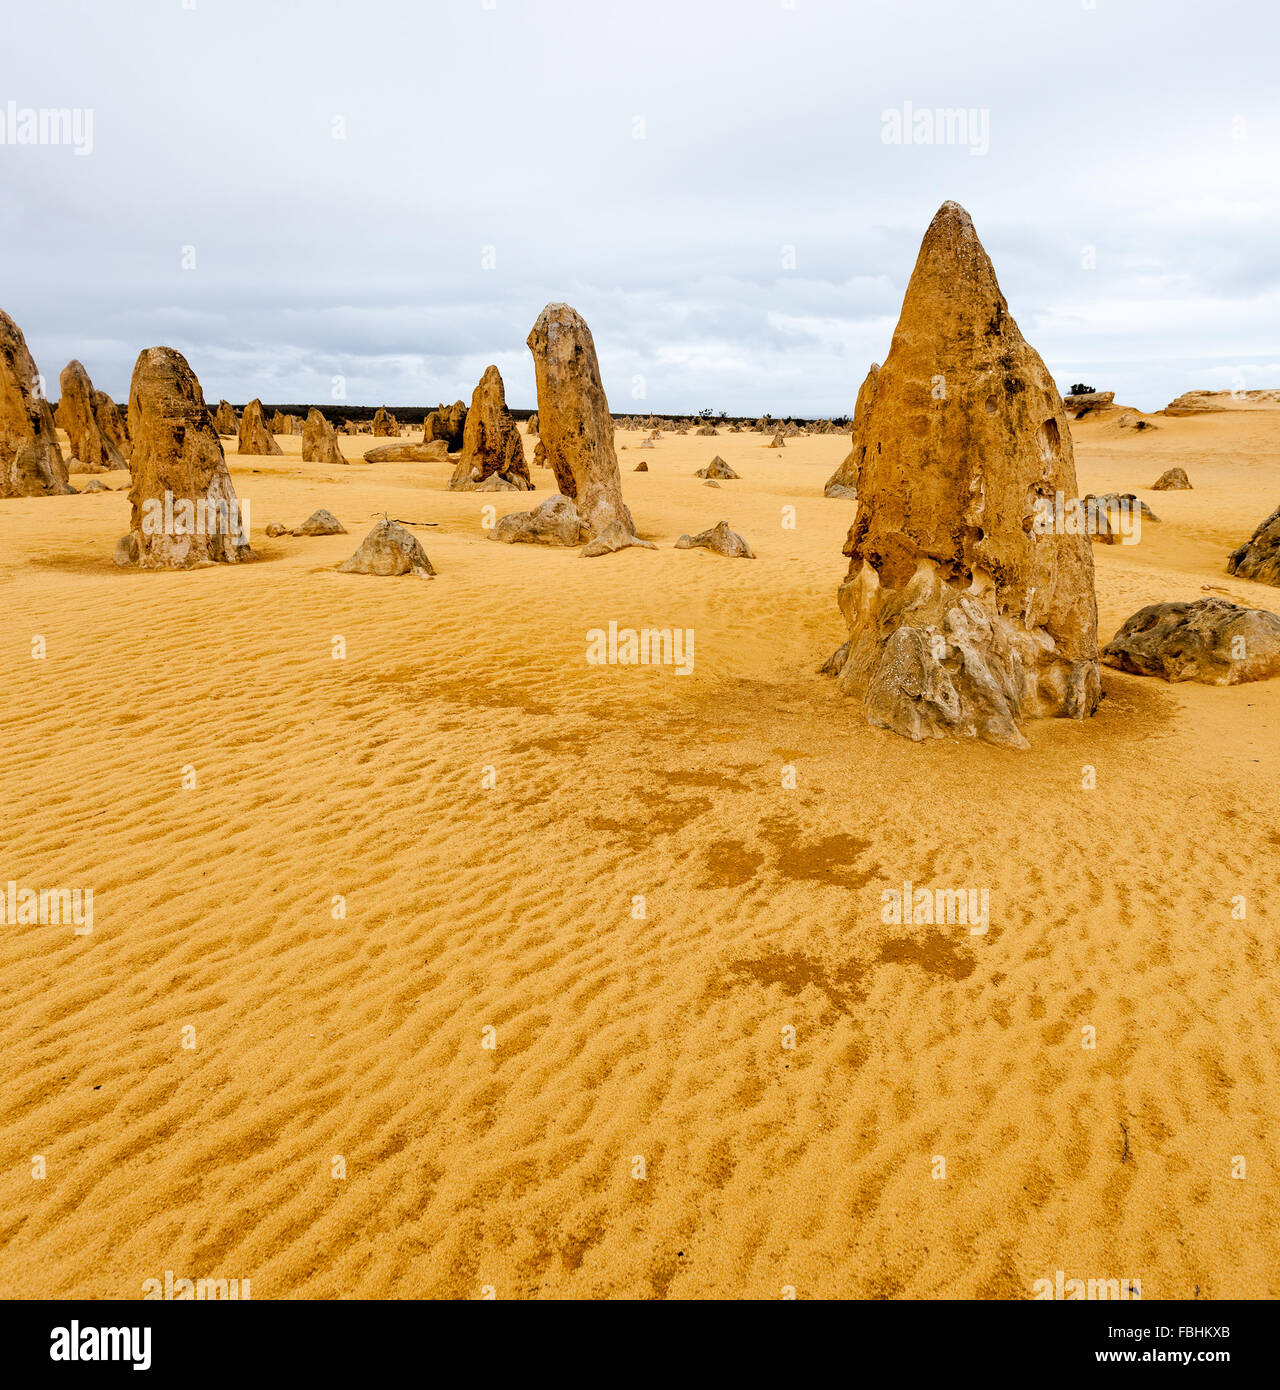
[2,0,1277,416]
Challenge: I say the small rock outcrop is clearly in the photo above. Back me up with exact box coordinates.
[1102,598,1280,684]
[675,520,755,558]
[1227,506,1280,586]
[371,406,397,437]
[823,201,1101,748]
[1085,492,1160,523]
[695,455,739,479]
[1063,390,1115,415]
[1164,392,1227,416]
[302,407,347,466]
[634,461,648,471]
[362,440,450,463]
[0,309,74,497]
[1150,467,1192,490]
[237,398,283,455]
[58,360,126,473]
[294,509,346,536]
[338,519,435,577]
[449,365,530,490]
[213,400,238,435]
[526,412,539,435]
[526,302,644,551]
[114,346,253,568]
[490,493,583,547]
[423,401,467,451]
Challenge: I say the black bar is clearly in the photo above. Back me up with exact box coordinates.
[4,1298,1258,1376]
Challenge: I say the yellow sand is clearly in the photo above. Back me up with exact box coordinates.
[0,408,1277,1300]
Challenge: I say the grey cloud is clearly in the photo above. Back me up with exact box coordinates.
[2,0,1277,415]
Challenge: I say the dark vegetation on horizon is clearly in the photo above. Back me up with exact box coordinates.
[116,403,854,428]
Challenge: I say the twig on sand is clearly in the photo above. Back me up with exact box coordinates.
[1120,1121,1130,1164]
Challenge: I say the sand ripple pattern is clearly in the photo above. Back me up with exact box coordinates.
[0,425,1277,1298]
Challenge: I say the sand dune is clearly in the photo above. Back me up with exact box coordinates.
[0,412,1277,1298]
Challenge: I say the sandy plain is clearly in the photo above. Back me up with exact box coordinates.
[0,404,1276,1298]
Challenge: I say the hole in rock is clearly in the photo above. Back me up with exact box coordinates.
[1035,418,1060,465]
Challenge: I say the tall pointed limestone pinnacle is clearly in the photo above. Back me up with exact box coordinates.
[526,302,643,549]
[0,308,74,497]
[114,347,254,568]
[823,201,1101,748]
[449,364,530,490]
[92,388,131,460]
[58,360,127,473]
[237,398,283,456]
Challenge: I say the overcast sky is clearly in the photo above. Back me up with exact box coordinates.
[3,0,1277,415]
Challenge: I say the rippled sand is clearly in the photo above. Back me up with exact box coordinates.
[0,408,1276,1299]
